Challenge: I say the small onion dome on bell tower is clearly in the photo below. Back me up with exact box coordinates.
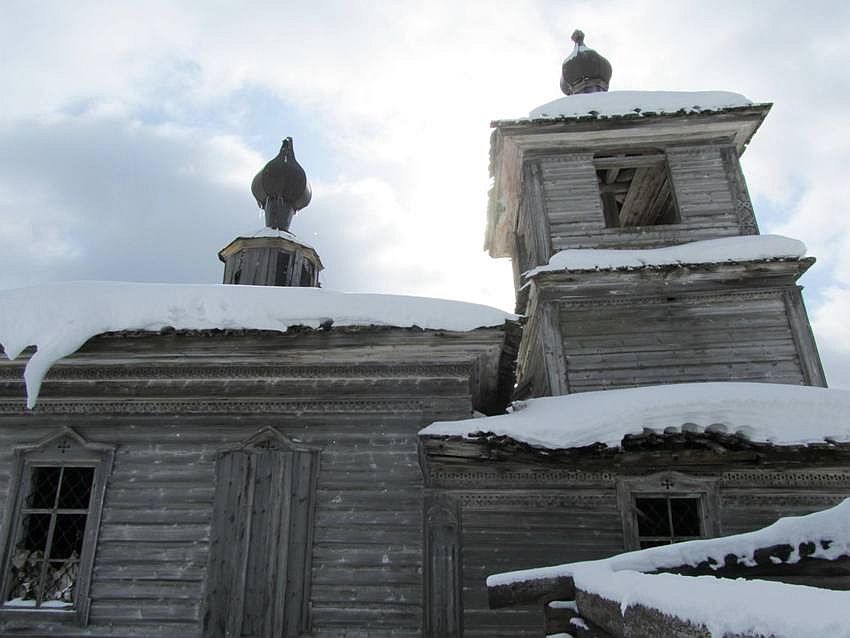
[250,137,312,232]
[219,136,323,288]
[560,30,612,95]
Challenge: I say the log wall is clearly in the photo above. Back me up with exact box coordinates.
[535,143,753,255]
[558,288,805,393]
[515,261,825,398]
[421,437,850,636]
[0,327,508,637]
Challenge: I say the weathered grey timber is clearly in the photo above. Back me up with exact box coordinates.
[221,137,322,288]
[419,431,850,636]
[0,324,513,637]
[219,234,323,287]
[0,38,840,638]
[484,488,850,637]
[485,71,826,396]
[515,258,826,397]
[487,108,768,265]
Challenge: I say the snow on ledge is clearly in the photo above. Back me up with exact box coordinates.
[487,499,850,588]
[576,569,850,638]
[0,282,514,408]
[525,235,806,277]
[528,90,754,120]
[490,501,850,636]
[498,500,850,637]
[421,382,850,449]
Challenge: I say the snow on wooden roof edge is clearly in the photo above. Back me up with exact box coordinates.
[486,498,850,589]
[0,281,515,409]
[421,382,850,449]
[491,90,767,125]
[487,499,850,637]
[524,235,807,277]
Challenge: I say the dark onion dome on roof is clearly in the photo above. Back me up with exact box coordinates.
[560,30,612,95]
[251,137,312,231]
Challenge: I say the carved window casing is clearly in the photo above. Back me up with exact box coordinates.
[423,494,462,638]
[0,428,114,625]
[617,472,720,551]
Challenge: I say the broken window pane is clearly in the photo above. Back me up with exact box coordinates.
[6,466,94,609]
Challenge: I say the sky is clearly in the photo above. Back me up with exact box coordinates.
[2,1,850,388]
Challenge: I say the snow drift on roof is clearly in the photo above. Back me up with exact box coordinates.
[528,90,753,120]
[489,500,850,637]
[576,569,850,638]
[488,498,850,587]
[0,281,514,408]
[525,234,806,277]
[421,382,850,449]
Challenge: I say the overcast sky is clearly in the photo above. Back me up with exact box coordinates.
[2,1,850,387]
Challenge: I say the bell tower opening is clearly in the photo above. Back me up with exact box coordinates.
[594,150,680,228]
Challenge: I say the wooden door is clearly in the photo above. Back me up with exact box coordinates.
[204,432,319,638]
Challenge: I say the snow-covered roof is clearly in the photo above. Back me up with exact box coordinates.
[526,90,756,121]
[575,569,850,638]
[489,499,850,587]
[0,281,514,408]
[488,500,850,637]
[524,235,806,277]
[420,382,850,449]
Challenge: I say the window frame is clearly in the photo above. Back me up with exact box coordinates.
[616,472,720,552]
[0,427,114,626]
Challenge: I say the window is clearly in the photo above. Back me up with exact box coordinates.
[0,428,113,624]
[617,472,719,551]
[300,260,315,287]
[274,252,292,286]
[633,497,702,548]
[595,151,679,228]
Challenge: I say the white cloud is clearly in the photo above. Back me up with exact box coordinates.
[1,0,850,379]
[0,114,251,288]
[811,287,850,389]
[813,288,850,353]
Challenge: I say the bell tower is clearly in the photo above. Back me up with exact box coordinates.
[487,32,826,398]
[219,137,323,287]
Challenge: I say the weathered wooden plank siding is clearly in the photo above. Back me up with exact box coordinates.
[0,327,508,637]
[720,490,850,536]
[439,474,850,635]
[558,290,805,392]
[539,145,746,252]
[458,492,624,637]
[514,303,549,399]
[0,414,440,636]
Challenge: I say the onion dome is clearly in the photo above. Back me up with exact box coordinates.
[560,30,612,95]
[250,137,312,231]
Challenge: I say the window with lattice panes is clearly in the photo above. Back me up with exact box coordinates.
[6,466,94,609]
[617,473,719,552]
[633,496,702,548]
[0,428,112,625]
